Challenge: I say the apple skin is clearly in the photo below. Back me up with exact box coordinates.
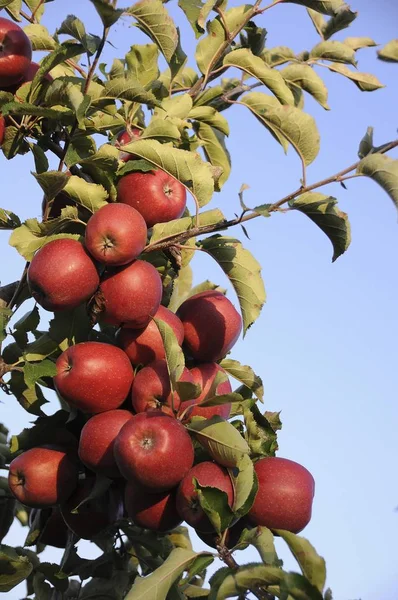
[61,478,123,540]
[100,259,162,328]
[85,203,147,266]
[130,359,193,416]
[0,17,32,89]
[124,482,182,532]
[6,61,53,96]
[54,342,134,414]
[27,239,100,312]
[114,411,194,491]
[0,116,4,145]
[247,457,315,534]
[30,508,69,549]
[177,291,242,362]
[176,462,234,533]
[117,127,141,161]
[179,363,232,421]
[8,446,78,508]
[78,409,134,478]
[117,305,184,366]
[117,170,187,228]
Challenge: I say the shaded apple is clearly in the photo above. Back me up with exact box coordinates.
[0,17,31,89]
[78,409,134,477]
[179,363,232,421]
[8,446,78,508]
[177,290,242,362]
[176,461,234,533]
[30,507,69,548]
[248,457,315,534]
[124,482,181,532]
[54,342,134,414]
[85,203,147,266]
[117,170,187,227]
[117,305,184,366]
[196,517,250,550]
[117,127,141,161]
[8,61,53,97]
[114,411,194,491]
[131,359,193,416]
[100,259,162,328]
[27,239,99,312]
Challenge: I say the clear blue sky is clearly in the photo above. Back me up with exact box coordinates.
[1,1,398,599]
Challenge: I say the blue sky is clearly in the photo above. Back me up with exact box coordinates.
[1,1,398,599]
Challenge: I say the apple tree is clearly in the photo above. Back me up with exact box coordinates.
[0,0,397,599]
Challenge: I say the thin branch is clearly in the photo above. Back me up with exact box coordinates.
[20,10,34,24]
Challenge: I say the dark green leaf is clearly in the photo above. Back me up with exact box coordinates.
[322,6,357,40]
[23,24,57,51]
[357,153,398,210]
[0,545,33,593]
[195,480,234,534]
[31,144,49,174]
[275,530,326,593]
[244,402,278,459]
[33,170,69,199]
[89,0,124,27]
[0,208,21,230]
[8,371,48,416]
[358,126,374,159]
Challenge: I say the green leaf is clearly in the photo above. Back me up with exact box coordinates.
[321,6,357,40]
[343,37,377,51]
[64,175,108,212]
[127,0,178,63]
[219,359,263,402]
[9,370,48,416]
[198,235,266,335]
[357,153,398,211]
[310,40,357,65]
[0,545,33,593]
[306,9,326,37]
[31,144,49,174]
[168,264,193,311]
[241,92,320,165]
[9,219,81,261]
[325,63,384,91]
[160,93,193,119]
[126,44,160,87]
[125,548,201,600]
[244,402,278,459]
[280,63,329,109]
[198,392,243,408]
[0,307,12,344]
[178,0,217,38]
[358,126,374,159]
[139,119,181,143]
[281,572,324,600]
[153,317,185,405]
[23,359,57,389]
[261,46,296,67]
[102,76,159,106]
[89,0,124,27]
[23,24,57,50]
[58,15,101,56]
[215,563,284,600]
[195,481,234,534]
[0,208,21,230]
[33,170,69,199]
[230,453,258,516]
[289,192,351,261]
[30,41,86,97]
[188,415,250,468]
[196,123,231,188]
[188,106,230,136]
[282,0,347,16]
[14,306,40,335]
[377,39,398,63]
[238,526,279,565]
[224,48,294,105]
[275,530,326,593]
[4,0,22,21]
[150,208,225,245]
[65,134,96,167]
[1,101,73,121]
[118,139,217,207]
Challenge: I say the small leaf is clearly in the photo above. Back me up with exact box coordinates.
[0,208,21,230]
[289,192,351,261]
[282,0,347,16]
[0,545,33,593]
[33,170,69,199]
[89,0,124,27]
[178,0,217,38]
[64,175,108,212]
[0,307,12,344]
[343,37,377,51]
[150,208,225,245]
[306,9,326,37]
[357,153,398,211]
[30,41,86,97]
[244,402,278,459]
[189,106,230,136]
[188,415,250,468]
[215,563,283,600]
[23,359,57,389]
[23,24,57,50]
[31,144,49,174]
[102,76,159,106]
[198,235,266,335]
[9,220,80,261]
[325,63,384,91]
[230,453,258,516]
[322,6,357,40]
[275,530,327,593]
[280,63,329,109]
[220,359,263,402]
[127,0,178,63]
[310,40,357,65]
[154,317,185,405]
[261,45,296,67]
[377,39,398,63]
[196,123,231,188]
[10,410,71,456]
[125,44,160,87]
[358,126,374,159]
[195,481,234,534]
[14,306,40,335]
[168,264,193,311]
[237,526,279,565]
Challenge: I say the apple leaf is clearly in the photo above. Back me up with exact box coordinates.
[8,371,48,416]
[0,208,20,230]
[150,209,225,246]
[358,126,374,159]
[275,530,326,593]
[289,192,351,262]
[64,176,108,212]
[310,40,357,65]
[89,0,125,27]
[198,235,266,335]
[244,402,278,459]
[378,39,398,63]
[10,410,72,457]
[280,64,329,110]
[196,123,231,189]
[0,477,16,543]
[230,453,258,516]
[23,24,57,51]
[79,571,131,599]
[178,0,218,38]
[220,359,264,402]
[167,526,193,551]
[9,219,81,261]
[127,0,178,63]
[168,264,193,312]
[71,475,113,513]
[215,564,284,600]
[343,37,377,51]
[194,480,235,534]
[189,106,230,136]
[101,76,160,107]
[0,545,33,593]
[186,553,215,581]
[188,415,250,468]
[224,49,294,106]
[357,153,398,211]
[0,307,12,344]
[126,44,160,87]
[125,547,202,600]
[325,63,384,91]
[237,526,279,566]
[153,317,185,407]
[186,280,226,298]
[322,6,357,41]
[30,41,86,98]
[33,170,69,199]
[282,0,346,16]
[198,392,243,408]
[140,119,182,142]
[261,45,296,67]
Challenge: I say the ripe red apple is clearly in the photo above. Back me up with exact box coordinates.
[27,239,99,312]
[124,482,181,532]
[30,508,69,548]
[117,305,184,366]
[78,409,133,477]
[61,478,123,539]
[85,203,147,266]
[114,411,194,491]
[0,116,4,145]
[100,259,162,328]
[248,457,315,534]
[117,127,141,161]
[8,447,78,508]
[117,170,187,227]
[131,359,193,416]
[177,290,242,362]
[176,462,234,533]
[54,342,134,414]
[0,17,32,89]
[7,61,53,96]
[179,363,232,421]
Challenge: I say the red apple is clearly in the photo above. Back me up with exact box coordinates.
[8,61,53,96]
[85,203,147,266]
[100,259,162,328]
[61,478,123,539]
[117,305,184,366]
[130,359,193,416]
[54,342,134,414]
[114,411,194,491]
[0,116,4,145]
[179,363,232,421]
[117,170,187,227]
[27,239,99,312]
[30,508,69,548]
[176,462,234,533]
[0,17,32,89]
[248,457,315,534]
[124,482,181,532]
[8,447,78,508]
[177,290,242,362]
[78,409,134,477]
[117,127,141,161]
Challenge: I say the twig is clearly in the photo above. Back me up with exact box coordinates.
[218,544,274,600]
